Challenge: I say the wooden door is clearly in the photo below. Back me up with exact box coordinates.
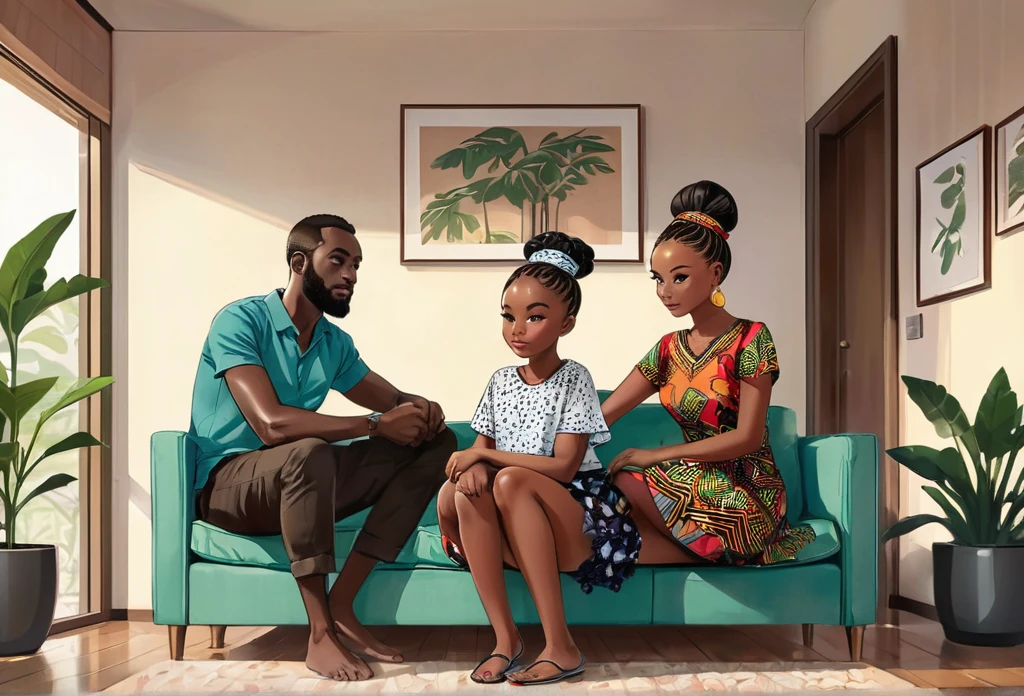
[837,103,888,438]
[806,37,900,623]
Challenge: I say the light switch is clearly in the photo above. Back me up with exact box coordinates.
[906,314,923,340]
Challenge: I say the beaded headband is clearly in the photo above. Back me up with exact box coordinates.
[675,211,729,240]
[528,249,580,277]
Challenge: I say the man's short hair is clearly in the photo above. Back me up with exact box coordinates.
[286,214,356,263]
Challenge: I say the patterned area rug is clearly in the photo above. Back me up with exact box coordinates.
[105,659,918,692]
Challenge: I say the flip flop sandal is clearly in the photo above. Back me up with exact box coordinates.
[507,656,586,686]
[470,639,525,684]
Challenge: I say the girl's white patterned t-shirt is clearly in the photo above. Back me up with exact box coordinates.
[471,359,610,472]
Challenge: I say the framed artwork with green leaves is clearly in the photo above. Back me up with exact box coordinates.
[400,105,643,263]
[995,104,1024,237]
[915,125,992,307]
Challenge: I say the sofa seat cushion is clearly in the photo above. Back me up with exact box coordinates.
[190,520,459,572]
[191,515,838,572]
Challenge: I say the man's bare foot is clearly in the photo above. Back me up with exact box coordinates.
[332,608,403,663]
[305,630,373,681]
[507,643,583,684]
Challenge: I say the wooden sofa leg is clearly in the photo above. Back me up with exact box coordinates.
[846,625,864,662]
[802,624,814,646]
[169,626,187,661]
[210,625,226,649]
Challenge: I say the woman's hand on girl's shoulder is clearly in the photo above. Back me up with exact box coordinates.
[608,447,662,475]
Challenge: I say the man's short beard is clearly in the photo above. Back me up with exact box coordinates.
[302,264,351,318]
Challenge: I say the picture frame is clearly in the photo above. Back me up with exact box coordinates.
[995,104,1024,237]
[400,104,644,264]
[915,125,992,307]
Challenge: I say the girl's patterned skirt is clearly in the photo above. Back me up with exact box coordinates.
[442,469,642,594]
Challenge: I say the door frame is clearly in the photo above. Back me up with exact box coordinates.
[805,36,900,623]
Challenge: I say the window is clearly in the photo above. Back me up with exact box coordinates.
[0,49,110,628]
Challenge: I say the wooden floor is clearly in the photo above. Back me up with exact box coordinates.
[2,613,1024,692]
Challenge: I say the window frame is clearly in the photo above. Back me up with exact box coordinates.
[0,43,112,634]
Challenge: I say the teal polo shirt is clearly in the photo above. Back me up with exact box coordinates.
[187,290,370,490]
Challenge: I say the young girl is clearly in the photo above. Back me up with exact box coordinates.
[436,232,641,686]
[601,180,817,567]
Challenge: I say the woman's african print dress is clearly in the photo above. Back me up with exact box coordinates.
[632,319,816,565]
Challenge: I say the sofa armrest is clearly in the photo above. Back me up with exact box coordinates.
[150,431,194,626]
[798,433,878,627]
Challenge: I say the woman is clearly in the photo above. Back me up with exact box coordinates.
[435,232,640,687]
[601,180,816,566]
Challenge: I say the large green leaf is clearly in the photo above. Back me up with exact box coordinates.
[14,473,76,514]
[429,128,528,179]
[0,381,13,427]
[538,130,615,158]
[39,376,114,425]
[949,197,966,233]
[13,377,58,424]
[940,180,964,209]
[887,445,954,481]
[975,369,1018,459]
[881,514,951,542]
[0,211,76,314]
[11,275,108,335]
[38,431,105,462]
[1009,153,1024,208]
[0,441,16,478]
[940,238,956,275]
[903,375,972,438]
[933,166,957,184]
[922,485,975,544]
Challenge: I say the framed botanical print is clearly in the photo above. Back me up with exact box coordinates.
[995,104,1024,236]
[400,104,643,263]
[915,126,992,307]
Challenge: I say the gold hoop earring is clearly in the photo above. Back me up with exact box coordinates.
[710,286,726,308]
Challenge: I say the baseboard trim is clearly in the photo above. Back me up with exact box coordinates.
[889,594,939,621]
[111,609,154,623]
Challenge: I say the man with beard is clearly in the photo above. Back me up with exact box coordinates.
[187,214,456,681]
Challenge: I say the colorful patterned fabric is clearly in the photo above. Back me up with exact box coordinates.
[633,319,815,565]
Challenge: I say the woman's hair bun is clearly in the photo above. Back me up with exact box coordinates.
[524,231,596,279]
[669,180,738,234]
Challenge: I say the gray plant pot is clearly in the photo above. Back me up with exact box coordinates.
[0,544,58,656]
[933,542,1024,647]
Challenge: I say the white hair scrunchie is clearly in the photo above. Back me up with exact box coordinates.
[528,248,580,277]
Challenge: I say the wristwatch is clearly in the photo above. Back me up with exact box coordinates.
[367,413,381,437]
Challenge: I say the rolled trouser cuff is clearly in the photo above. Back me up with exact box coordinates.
[352,530,403,563]
[290,553,335,578]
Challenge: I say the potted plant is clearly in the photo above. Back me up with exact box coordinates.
[883,369,1024,647]
[0,211,112,656]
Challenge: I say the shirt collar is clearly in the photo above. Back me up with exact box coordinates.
[264,290,330,339]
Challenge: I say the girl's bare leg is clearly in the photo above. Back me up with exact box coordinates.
[492,468,592,683]
[613,472,700,565]
[437,480,522,682]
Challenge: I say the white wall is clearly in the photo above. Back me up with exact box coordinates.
[111,30,806,609]
[805,0,1024,605]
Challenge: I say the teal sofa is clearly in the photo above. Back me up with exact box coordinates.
[151,394,878,661]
